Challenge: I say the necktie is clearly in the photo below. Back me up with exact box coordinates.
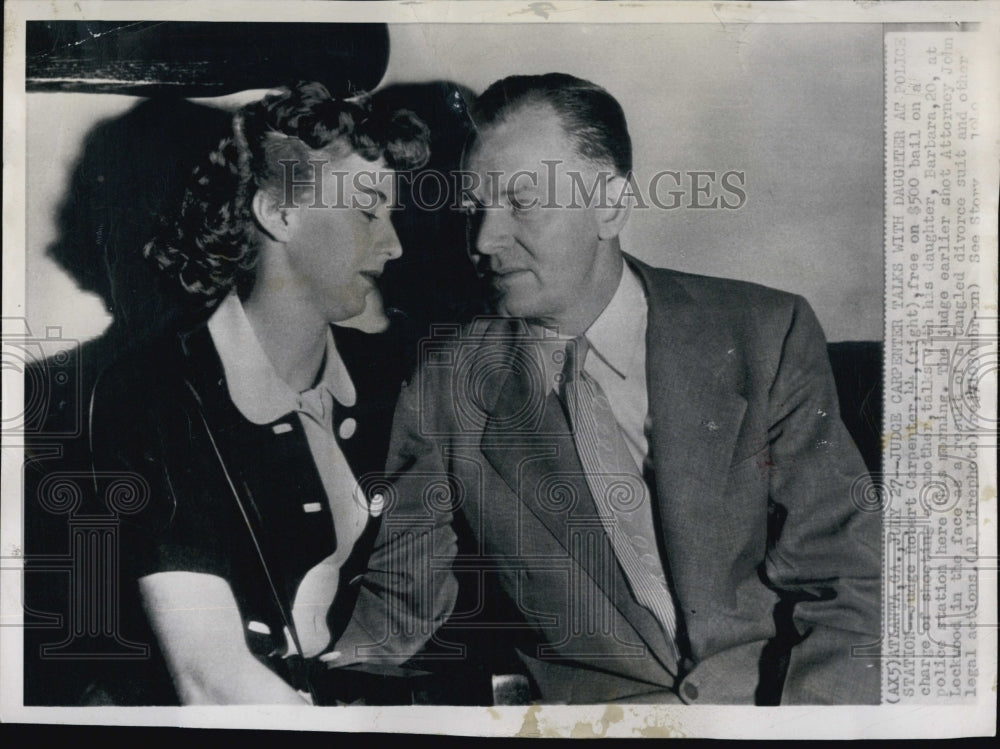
[560,336,679,660]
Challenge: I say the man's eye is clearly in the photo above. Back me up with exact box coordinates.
[362,210,379,222]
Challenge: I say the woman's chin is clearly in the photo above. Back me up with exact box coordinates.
[334,287,390,333]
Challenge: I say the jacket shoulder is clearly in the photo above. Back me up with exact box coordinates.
[88,325,215,461]
[629,258,831,383]
[93,321,219,397]
[645,264,801,312]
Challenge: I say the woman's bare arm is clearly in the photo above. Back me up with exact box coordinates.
[138,571,309,705]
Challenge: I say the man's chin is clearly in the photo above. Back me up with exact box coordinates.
[494,295,542,322]
[493,290,525,318]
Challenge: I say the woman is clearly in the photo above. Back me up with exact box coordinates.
[88,81,431,704]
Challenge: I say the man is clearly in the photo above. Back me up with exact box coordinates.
[337,73,880,705]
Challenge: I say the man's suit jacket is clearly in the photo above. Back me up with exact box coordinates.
[338,255,881,705]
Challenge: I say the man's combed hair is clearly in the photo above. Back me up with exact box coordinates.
[144,81,430,304]
[471,72,632,176]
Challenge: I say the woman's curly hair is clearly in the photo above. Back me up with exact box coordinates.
[144,81,430,304]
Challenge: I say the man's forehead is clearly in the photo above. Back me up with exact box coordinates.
[467,104,578,172]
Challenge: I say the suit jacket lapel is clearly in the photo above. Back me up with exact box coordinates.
[479,322,679,674]
[629,257,748,595]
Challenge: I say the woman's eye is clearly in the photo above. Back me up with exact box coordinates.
[362,210,379,222]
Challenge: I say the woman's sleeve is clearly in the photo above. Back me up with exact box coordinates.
[87,358,232,583]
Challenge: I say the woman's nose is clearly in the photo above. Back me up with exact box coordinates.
[379,219,404,260]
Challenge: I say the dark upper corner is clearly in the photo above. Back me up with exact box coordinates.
[25,21,390,97]
[34,20,391,342]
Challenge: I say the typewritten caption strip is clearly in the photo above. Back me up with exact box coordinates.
[883,29,996,706]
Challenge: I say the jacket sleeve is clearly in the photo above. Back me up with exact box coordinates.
[87,357,232,582]
[331,372,459,665]
[763,296,882,704]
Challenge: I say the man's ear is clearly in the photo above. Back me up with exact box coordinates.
[251,189,297,243]
[596,174,632,241]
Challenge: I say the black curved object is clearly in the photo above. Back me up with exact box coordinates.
[26,21,390,96]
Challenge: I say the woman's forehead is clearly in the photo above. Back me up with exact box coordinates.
[314,153,388,186]
[339,151,388,172]
[319,154,396,204]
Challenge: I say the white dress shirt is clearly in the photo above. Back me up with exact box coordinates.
[536,263,651,471]
[581,262,650,472]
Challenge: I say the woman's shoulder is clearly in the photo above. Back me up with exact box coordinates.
[93,322,217,404]
[88,324,219,463]
[87,323,235,541]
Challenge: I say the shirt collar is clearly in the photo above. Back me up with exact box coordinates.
[207,293,356,425]
[584,261,648,380]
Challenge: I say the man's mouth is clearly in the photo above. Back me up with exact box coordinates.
[491,267,529,278]
[491,268,530,286]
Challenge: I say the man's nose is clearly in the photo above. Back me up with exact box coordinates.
[474,207,512,257]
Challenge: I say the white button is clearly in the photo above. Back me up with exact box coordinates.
[369,493,385,517]
[247,620,271,635]
[302,502,322,513]
[338,417,357,439]
[272,423,293,434]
